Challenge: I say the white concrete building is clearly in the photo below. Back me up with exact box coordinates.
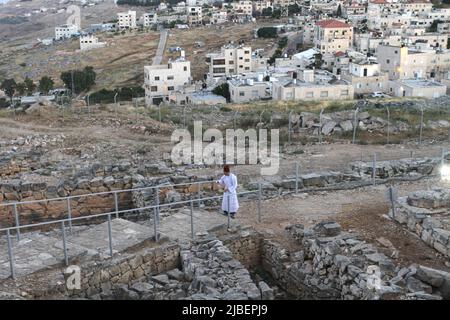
[228,77,272,103]
[55,24,79,40]
[144,53,192,106]
[388,79,447,98]
[206,44,252,77]
[232,1,253,16]
[117,11,137,30]
[79,35,106,51]
[187,6,203,26]
[143,12,158,27]
[314,19,353,55]
[342,60,389,96]
[272,76,354,101]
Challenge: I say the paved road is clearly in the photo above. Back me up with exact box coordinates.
[153,29,168,66]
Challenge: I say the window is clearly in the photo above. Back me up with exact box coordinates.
[306,92,314,98]
[213,59,225,65]
[245,67,250,70]
[213,68,226,73]
[341,90,349,96]
[184,66,187,71]
[229,69,234,73]
[151,86,158,92]
[239,91,245,96]
[155,76,160,81]
[167,75,174,80]
[239,57,243,60]
[320,91,328,98]
[245,59,250,62]
[386,59,390,64]
[244,50,250,54]
[252,90,259,97]
[168,86,174,91]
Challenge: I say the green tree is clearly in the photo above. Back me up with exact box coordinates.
[336,4,342,18]
[16,82,26,96]
[428,19,443,32]
[261,7,272,17]
[212,83,230,102]
[60,66,96,95]
[39,76,55,94]
[257,27,278,38]
[23,77,36,95]
[0,78,17,104]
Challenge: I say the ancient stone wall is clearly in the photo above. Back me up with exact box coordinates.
[66,242,181,298]
[219,227,263,269]
[389,189,450,259]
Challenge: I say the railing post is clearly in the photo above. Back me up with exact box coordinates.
[288,110,293,144]
[419,107,424,145]
[197,183,201,208]
[156,187,160,224]
[61,221,69,266]
[107,214,113,257]
[258,183,262,223]
[114,192,119,219]
[6,229,15,279]
[319,108,324,144]
[352,107,359,144]
[372,153,377,186]
[295,162,299,194]
[158,104,161,122]
[13,204,20,241]
[190,200,194,239]
[386,106,390,145]
[227,194,231,229]
[153,207,159,242]
[67,198,72,232]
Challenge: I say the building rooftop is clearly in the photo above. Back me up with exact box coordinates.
[316,19,352,29]
[400,79,446,88]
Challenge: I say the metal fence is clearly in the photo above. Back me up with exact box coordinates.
[0,179,262,279]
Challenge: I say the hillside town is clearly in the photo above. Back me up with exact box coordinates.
[1,0,450,106]
[1,0,450,305]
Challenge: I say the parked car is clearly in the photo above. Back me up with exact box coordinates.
[370,92,384,98]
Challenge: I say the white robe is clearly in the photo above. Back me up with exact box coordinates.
[219,173,239,213]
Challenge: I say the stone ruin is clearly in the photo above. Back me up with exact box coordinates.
[389,188,450,260]
[2,221,449,300]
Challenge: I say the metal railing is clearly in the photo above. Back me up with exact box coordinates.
[0,180,262,280]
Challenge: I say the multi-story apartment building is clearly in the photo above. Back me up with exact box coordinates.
[232,1,253,16]
[117,11,137,30]
[401,0,433,15]
[314,19,353,55]
[211,11,228,24]
[55,24,79,40]
[143,12,158,27]
[253,0,273,13]
[144,53,192,106]
[187,6,203,26]
[273,0,294,8]
[206,45,252,77]
[341,60,389,96]
[377,44,450,80]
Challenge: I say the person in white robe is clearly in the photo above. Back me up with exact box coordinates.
[217,165,239,218]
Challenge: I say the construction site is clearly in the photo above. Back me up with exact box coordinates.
[0,97,449,301]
